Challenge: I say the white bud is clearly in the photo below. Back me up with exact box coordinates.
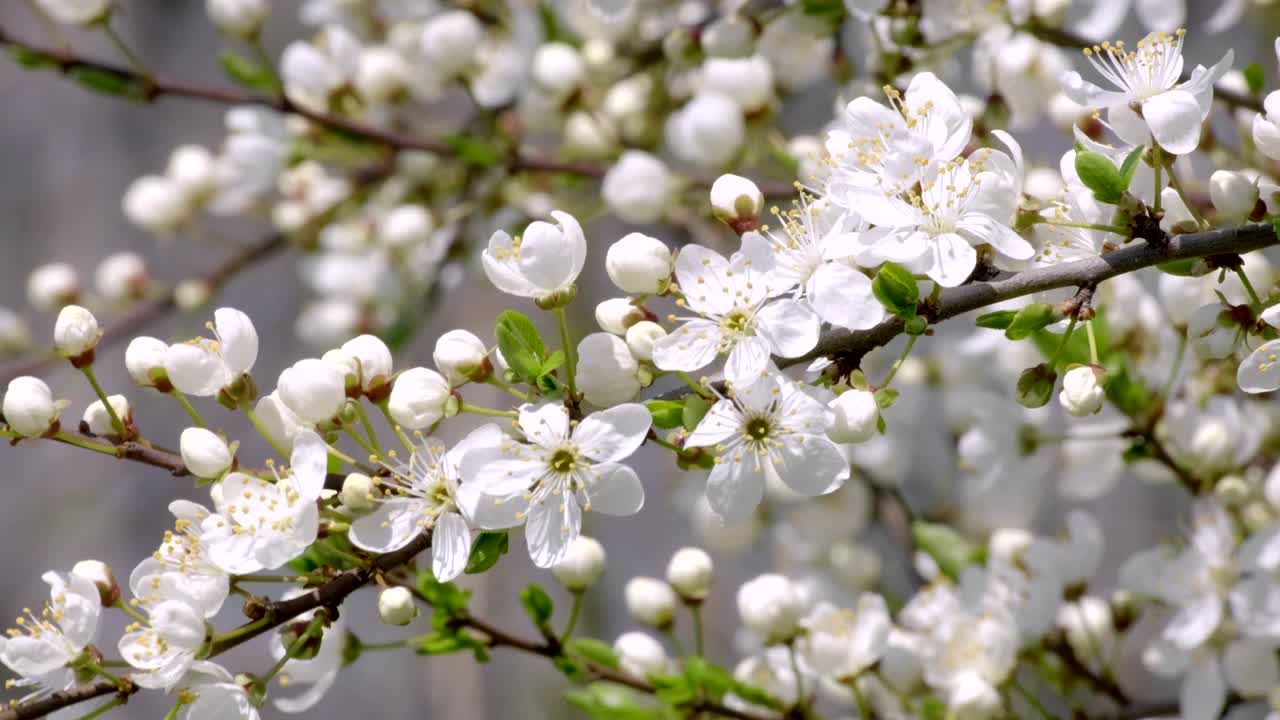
[322,349,360,392]
[602,153,673,225]
[698,55,773,113]
[340,334,394,394]
[827,390,879,444]
[277,358,348,424]
[388,367,451,429]
[0,309,32,354]
[614,632,670,677]
[625,321,666,362]
[564,111,617,158]
[420,11,484,77]
[71,560,120,606]
[1158,274,1207,327]
[737,573,802,642]
[988,528,1034,564]
[378,586,418,626]
[254,391,302,452]
[174,279,211,311]
[605,233,673,294]
[603,74,653,121]
[35,0,111,25]
[595,298,646,335]
[126,336,169,388]
[433,330,489,385]
[532,42,586,96]
[948,674,1002,720]
[577,333,642,407]
[180,427,234,478]
[379,205,435,249]
[3,376,58,437]
[709,174,763,226]
[1188,303,1239,359]
[1058,366,1105,417]
[27,262,79,313]
[82,395,129,437]
[625,577,678,628]
[94,252,149,303]
[54,305,101,358]
[1057,597,1115,675]
[666,547,714,600]
[167,145,218,202]
[1210,170,1258,224]
[123,175,190,234]
[668,93,745,168]
[356,46,410,104]
[340,472,376,513]
[551,536,607,591]
[206,0,268,38]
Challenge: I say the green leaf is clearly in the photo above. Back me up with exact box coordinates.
[8,47,57,69]
[446,134,502,168]
[496,311,548,383]
[1102,358,1151,417]
[465,531,509,575]
[218,49,276,93]
[520,584,554,629]
[1005,303,1060,340]
[565,683,658,720]
[1246,63,1266,94]
[875,388,899,410]
[801,0,845,19]
[1015,363,1058,408]
[684,657,734,700]
[566,637,621,670]
[1122,438,1153,463]
[728,678,785,710]
[975,310,1018,330]
[682,395,711,431]
[1157,258,1209,277]
[416,632,481,656]
[416,574,471,615]
[646,400,685,430]
[872,262,919,318]
[538,349,566,375]
[648,672,697,707]
[70,66,145,99]
[911,521,980,581]
[1074,150,1127,204]
[1119,145,1144,188]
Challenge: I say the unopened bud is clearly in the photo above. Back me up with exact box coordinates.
[625,321,666,362]
[1210,170,1259,224]
[3,376,59,437]
[709,174,764,234]
[736,573,802,643]
[827,389,879,443]
[433,330,490,385]
[1016,363,1058,409]
[666,547,713,601]
[126,336,170,389]
[378,586,418,626]
[181,427,234,478]
[340,472,376,513]
[82,395,130,438]
[595,298,646,335]
[551,536,607,591]
[1058,365,1105,417]
[71,560,120,607]
[606,233,674,294]
[27,263,79,313]
[54,305,101,363]
[95,252,149,304]
[625,577,678,629]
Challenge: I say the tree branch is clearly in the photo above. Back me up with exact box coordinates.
[0,680,126,720]
[0,26,794,196]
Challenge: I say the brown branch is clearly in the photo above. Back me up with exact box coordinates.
[0,26,794,196]
[0,233,287,387]
[0,680,126,720]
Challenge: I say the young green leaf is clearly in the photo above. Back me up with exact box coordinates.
[1074,150,1126,204]
[565,638,621,670]
[1119,145,1144,188]
[911,521,980,581]
[520,583,555,629]
[464,531,509,574]
[975,310,1018,330]
[496,311,548,383]
[682,394,712,431]
[646,400,685,429]
[871,262,919,318]
[1004,303,1060,340]
[218,50,277,93]
[1246,63,1266,94]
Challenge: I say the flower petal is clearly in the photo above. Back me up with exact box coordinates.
[526,492,581,568]
[289,430,328,500]
[684,400,743,448]
[432,511,472,582]
[348,498,423,553]
[213,307,257,375]
[1144,89,1204,156]
[573,403,652,463]
[456,483,528,530]
[922,232,977,288]
[165,342,228,396]
[675,244,733,316]
[518,402,571,448]
[581,462,645,516]
[706,457,765,523]
[809,263,884,330]
[653,319,722,374]
[772,434,849,495]
[755,299,820,358]
[1181,654,1226,720]
[1238,339,1280,393]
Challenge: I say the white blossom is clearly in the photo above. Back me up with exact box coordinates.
[605,233,673,294]
[551,536,608,591]
[387,367,451,430]
[482,211,587,302]
[3,376,60,438]
[165,308,258,398]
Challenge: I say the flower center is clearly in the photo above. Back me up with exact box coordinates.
[720,309,753,337]
[745,416,773,441]
[549,448,577,474]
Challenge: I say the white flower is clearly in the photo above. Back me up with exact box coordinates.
[698,55,773,113]
[827,389,879,443]
[1164,396,1261,474]
[53,305,100,358]
[824,72,972,200]
[1239,332,1280,393]
[3,376,59,437]
[482,211,587,302]
[277,358,347,424]
[606,233,673,294]
[35,0,111,25]
[595,298,645,335]
[433,330,489,385]
[118,590,207,690]
[387,367,451,430]
[378,586,418,626]
[653,244,818,386]
[737,573,803,642]
[742,195,885,330]
[349,424,504,581]
[625,321,665,362]
[577,333,642,407]
[131,500,231,619]
[82,394,129,437]
[176,661,260,720]
[206,0,268,38]
[419,10,484,77]
[1210,170,1258,223]
[181,428,234,479]
[280,25,360,111]
[602,152,672,225]
[625,577,678,628]
[460,402,650,568]
[265,591,346,713]
[551,536,607,591]
[1189,302,1244,360]
[847,141,1031,288]
[200,430,328,573]
[123,175,190,235]
[253,391,304,453]
[532,42,585,96]
[339,472,375,512]
[1253,89,1280,162]
[340,334,393,395]
[666,547,714,600]
[0,570,101,701]
[26,262,78,312]
[799,595,891,681]
[0,308,31,354]
[563,111,618,158]
[709,174,763,226]
[377,205,434,249]
[684,375,848,522]
[167,145,218,204]
[95,252,148,303]
[355,46,410,103]
[667,93,746,168]
[210,108,288,215]
[165,308,258,397]
[1058,366,1105,416]
[1061,31,1232,155]
[614,631,670,677]
[71,561,118,607]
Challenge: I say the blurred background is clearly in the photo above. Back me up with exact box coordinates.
[0,1,1276,718]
